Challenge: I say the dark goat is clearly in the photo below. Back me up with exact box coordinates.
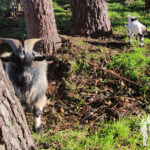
[0,38,48,132]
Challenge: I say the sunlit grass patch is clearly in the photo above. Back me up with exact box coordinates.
[108,47,150,87]
[53,1,71,33]
[33,116,149,150]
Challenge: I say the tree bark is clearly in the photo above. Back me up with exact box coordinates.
[0,61,36,150]
[21,0,61,56]
[145,0,150,10]
[70,0,112,38]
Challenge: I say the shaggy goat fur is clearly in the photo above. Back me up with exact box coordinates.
[0,38,48,132]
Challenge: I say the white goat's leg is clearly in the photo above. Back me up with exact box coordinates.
[139,35,144,47]
[34,95,47,132]
[35,115,41,132]
[128,32,133,44]
[135,34,138,40]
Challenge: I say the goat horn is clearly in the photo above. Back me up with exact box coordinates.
[24,38,43,53]
[0,38,23,55]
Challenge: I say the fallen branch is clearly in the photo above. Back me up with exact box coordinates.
[106,96,136,101]
[100,67,148,89]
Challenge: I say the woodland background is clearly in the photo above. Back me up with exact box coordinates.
[0,0,150,149]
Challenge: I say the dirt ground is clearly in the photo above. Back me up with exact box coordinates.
[36,35,148,132]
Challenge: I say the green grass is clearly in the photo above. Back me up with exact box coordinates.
[107,0,150,90]
[108,47,150,85]
[33,116,150,150]
[53,1,71,33]
[71,59,91,76]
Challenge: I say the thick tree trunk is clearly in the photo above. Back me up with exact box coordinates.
[0,61,36,150]
[145,0,150,10]
[21,0,61,56]
[70,0,112,38]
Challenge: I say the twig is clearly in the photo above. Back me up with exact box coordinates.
[106,96,136,101]
[100,67,147,89]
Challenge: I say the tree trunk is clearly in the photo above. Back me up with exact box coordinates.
[0,61,36,150]
[145,0,150,10]
[21,0,61,56]
[70,0,112,38]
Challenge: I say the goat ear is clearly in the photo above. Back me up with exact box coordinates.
[0,55,13,62]
[131,17,138,21]
[0,43,13,56]
[34,56,46,61]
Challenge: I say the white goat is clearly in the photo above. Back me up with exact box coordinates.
[125,15,150,47]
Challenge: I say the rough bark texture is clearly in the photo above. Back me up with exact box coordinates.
[70,0,112,38]
[0,61,36,150]
[145,0,150,10]
[21,0,61,56]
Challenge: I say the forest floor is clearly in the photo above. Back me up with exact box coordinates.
[32,33,149,149]
[43,34,147,130]
[0,0,150,149]
[33,33,149,149]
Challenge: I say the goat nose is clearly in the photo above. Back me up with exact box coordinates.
[22,76,30,83]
